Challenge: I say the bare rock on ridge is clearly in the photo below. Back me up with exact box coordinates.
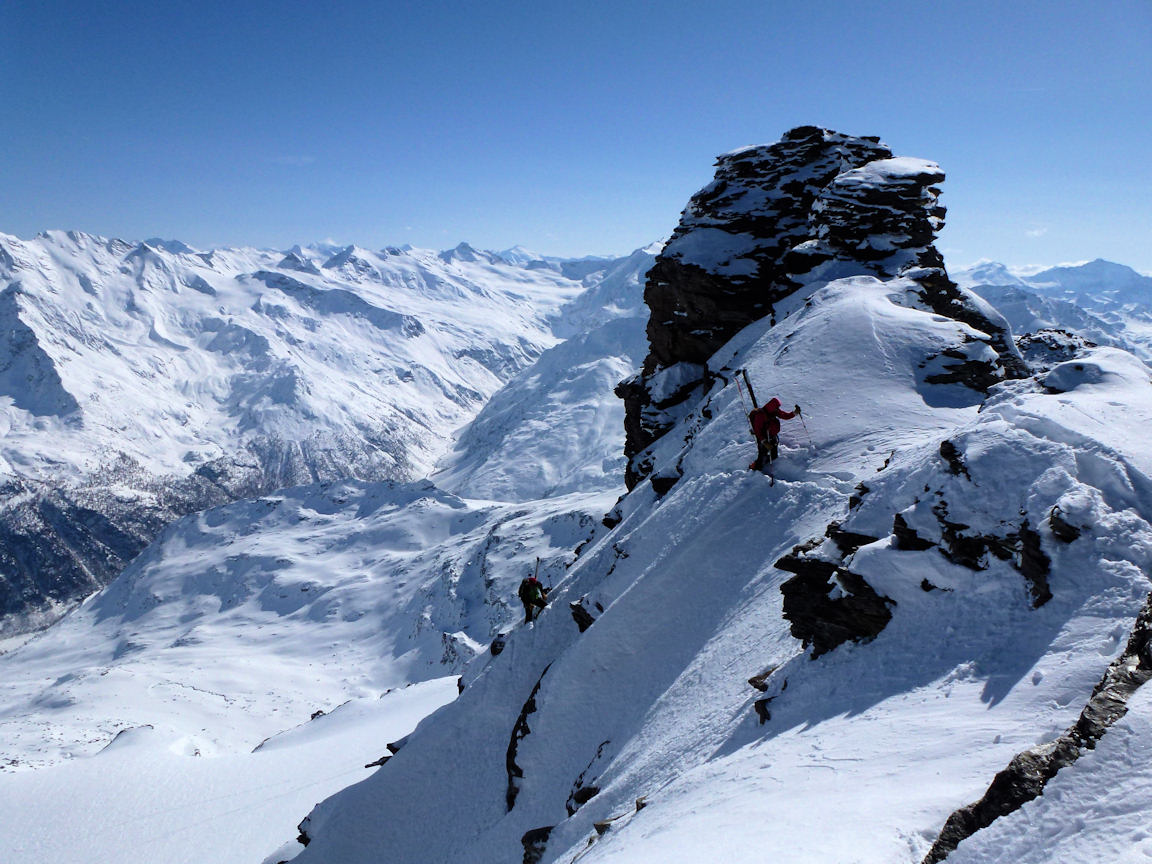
[619,126,1026,489]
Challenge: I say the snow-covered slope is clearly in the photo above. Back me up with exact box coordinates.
[290,273,1152,864]
[0,232,643,633]
[946,682,1152,864]
[434,245,655,501]
[0,476,617,862]
[0,479,610,767]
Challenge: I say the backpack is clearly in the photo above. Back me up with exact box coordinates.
[519,577,544,604]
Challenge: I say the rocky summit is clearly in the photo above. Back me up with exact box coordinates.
[618,126,1025,489]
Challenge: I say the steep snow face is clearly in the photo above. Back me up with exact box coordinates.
[434,245,654,501]
[0,231,641,633]
[289,274,1152,864]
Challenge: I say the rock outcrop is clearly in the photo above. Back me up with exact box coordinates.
[923,593,1152,863]
[775,552,894,658]
[618,126,1026,488]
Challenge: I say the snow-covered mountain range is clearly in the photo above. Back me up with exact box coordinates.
[0,233,651,634]
[3,125,1152,864]
[955,258,1152,363]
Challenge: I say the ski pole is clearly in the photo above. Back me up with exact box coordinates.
[796,407,814,449]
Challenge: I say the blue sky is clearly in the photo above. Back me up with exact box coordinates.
[3,0,1151,270]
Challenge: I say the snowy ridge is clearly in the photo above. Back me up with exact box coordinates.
[0,231,651,633]
[290,273,1152,864]
[624,126,1022,494]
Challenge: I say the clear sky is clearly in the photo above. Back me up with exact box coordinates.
[3,0,1151,271]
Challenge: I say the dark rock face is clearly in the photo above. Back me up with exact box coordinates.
[566,738,610,815]
[1048,505,1083,543]
[892,513,936,551]
[646,127,892,371]
[0,487,166,635]
[938,440,971,479]
[569,599,598,633]
[506,665,550,812]
[521,826,553,864]
[924,593,1152,863]
[785,156,946,277]
[619,126,1025,488]
[928,501,1052,608]
[1016,328,1098,373]
[825,521,881,556]
[775,553,893,657]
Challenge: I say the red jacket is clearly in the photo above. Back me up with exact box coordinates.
[750,397,796,439]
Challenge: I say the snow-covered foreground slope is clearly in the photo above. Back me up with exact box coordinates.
[948,682,1152,864]
[0,231,652,633]
[290,275,1152,864]
[0,477,616,862]
[0,677,458,864]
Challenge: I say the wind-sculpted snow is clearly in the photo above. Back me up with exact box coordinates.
[290,274,1152,864]
[0,230,645,633]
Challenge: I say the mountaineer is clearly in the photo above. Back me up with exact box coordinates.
[749,397,800,472]
[518,575,549,623]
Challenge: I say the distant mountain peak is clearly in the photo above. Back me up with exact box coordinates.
[143,238,198,255]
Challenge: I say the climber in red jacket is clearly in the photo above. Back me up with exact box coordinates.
[749,397,800,471]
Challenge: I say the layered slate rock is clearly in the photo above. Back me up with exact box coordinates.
[644,127,892,370]
[786,156,946,277]
[618,126,1026,488]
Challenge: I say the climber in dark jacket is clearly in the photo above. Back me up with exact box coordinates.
[749,397,799,471]
[518,576,549,623]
